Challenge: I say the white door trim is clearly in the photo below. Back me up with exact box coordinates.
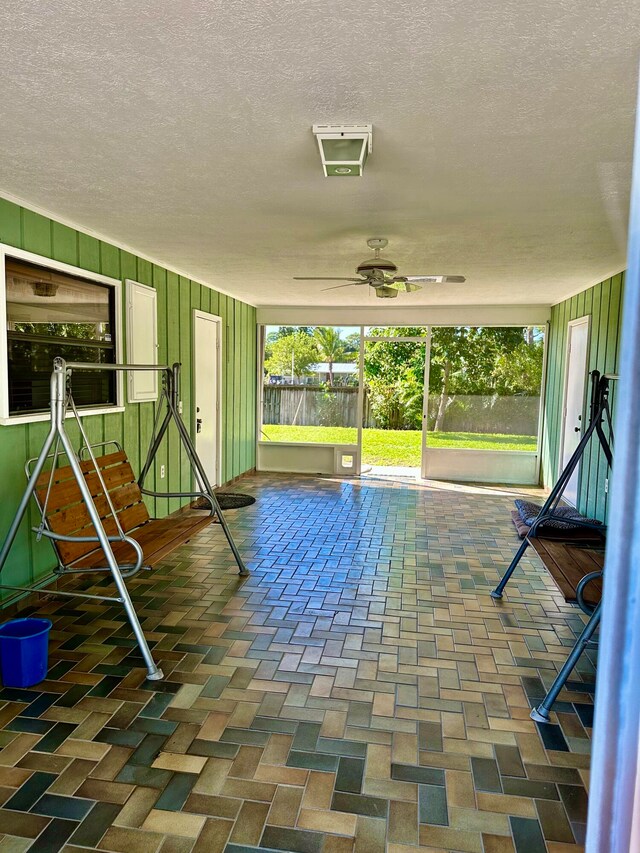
[535,322,550,486]
[192,309,222,486]
[420,327,432,479]
[558,315,591,500]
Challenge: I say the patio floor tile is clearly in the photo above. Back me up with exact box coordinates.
[0,472,594,851]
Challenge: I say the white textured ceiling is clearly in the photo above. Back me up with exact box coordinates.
[0,0,638,307]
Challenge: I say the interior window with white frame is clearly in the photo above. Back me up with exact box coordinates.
[4,256,118,415]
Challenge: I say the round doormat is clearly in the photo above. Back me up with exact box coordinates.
[193,493,256,510]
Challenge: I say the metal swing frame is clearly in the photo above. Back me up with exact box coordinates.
[490,370,616,722]
[0,357,248,681]
[491,370,614,600]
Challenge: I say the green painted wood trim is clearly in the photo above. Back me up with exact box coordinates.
[542,273,626,520]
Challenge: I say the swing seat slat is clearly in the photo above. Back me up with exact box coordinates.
[35,451,211,569]
[527,532,605,607]
[71,513,213,570]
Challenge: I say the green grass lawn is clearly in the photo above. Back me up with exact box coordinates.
[260,425,537,466]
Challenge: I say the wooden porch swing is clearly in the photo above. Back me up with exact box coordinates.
[0,358,248,681]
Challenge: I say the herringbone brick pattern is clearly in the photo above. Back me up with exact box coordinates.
[0,473,594,852]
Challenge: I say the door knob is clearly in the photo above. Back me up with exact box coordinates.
[574,426,580,432]
[196,418,203,433]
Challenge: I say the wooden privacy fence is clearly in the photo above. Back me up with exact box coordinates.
[427,395,541,436]
[263,385,365,428]
[263,385,540,435]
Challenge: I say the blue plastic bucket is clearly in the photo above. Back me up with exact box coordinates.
[0,618,52,688]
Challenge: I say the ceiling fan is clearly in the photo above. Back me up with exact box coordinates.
[293,238,466,298]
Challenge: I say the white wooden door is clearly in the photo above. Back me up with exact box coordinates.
[193,311,221,487]
[560,317,590,506]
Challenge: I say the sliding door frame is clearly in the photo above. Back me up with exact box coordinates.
[359,328,429,474]
[421,328,433,479]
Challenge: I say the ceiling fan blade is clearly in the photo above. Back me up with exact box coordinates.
[293,276,363,282]
[395,274,466,284]
[387,280,422,293]
[321,282,361,291]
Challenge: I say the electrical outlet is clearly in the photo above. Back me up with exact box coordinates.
[160,465,165,479]
[605,478,608,494]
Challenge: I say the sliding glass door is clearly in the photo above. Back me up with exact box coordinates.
[361,328,428,476]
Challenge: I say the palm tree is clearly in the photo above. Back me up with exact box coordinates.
[313,327,346,386]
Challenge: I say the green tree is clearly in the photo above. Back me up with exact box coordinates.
[266,327,313,343]
[342,332,360,362]
[429,327,542,430]
[264,332,318,380]
[313,327,346,385]
[429,328,469,431]
[362,326,543,433]
[494,340,544,395]
[14,322,102,339]
[265,327,313,362]
[363,332,425,429]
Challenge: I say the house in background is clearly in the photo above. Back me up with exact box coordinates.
[0,2,639,851]
[311,362,358,385]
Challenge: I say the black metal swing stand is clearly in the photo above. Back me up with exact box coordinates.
[491,370,616,722]
[0,358,249,681]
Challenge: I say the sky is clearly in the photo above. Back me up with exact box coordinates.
[266,326,359,337]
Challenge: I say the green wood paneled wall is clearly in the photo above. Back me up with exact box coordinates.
[0,197,256,601]
[541,271,625,520]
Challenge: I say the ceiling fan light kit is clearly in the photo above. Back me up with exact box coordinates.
[293,238,466,299]
[375,285,398,299]
[312,124,372,177]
